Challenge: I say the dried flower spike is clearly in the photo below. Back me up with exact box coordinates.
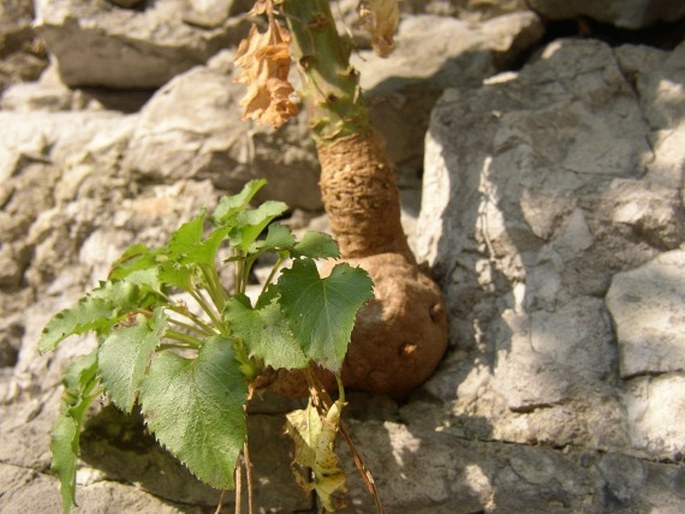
[234,0,298,128]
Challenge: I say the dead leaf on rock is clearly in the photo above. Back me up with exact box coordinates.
[358,0,399,58]
[234,7,298,129]
[285,399,348,511]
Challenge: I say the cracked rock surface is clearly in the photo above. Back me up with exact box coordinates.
[414,37,685,511]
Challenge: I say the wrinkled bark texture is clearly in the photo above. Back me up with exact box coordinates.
[317,132,413,260]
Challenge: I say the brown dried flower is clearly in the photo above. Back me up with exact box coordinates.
[234,1,298,128]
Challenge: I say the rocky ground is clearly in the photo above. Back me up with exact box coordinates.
[1,0,684,512]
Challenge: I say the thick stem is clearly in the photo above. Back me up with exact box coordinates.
[283,0,369,141]
[317,132,414,260]
[283,0,412,260]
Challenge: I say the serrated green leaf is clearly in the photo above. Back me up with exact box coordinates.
[256,223,296,252]
[285,399,347,511]
[108,243,158,281]
[157,261,193,291]
[140,336,247,490]
[230,201,288,252]
[293,232,340,259]
[167,213,205,260]
[98,309,167,413]
[181,225,230,267]
[51,414,80,514]
[51,351,100,514]
[39,281,143,353]
[278,260,373,371]
[121,268,163,294]
[225,295,308,370]
[211,179,267,226]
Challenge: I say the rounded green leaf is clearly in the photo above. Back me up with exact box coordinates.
[98,309,167,413]
[278,260,373,371]
[139,336,247,490]
[225,295,308,370]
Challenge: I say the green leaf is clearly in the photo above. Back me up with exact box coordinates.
[278,260,373,371]
[108,243,158,280]
[256,223,296,252]
[285,399,347,511]
[167,213,205,260]
[212,179,267,226]
[140,336,247,490]
[181,226,230,267]
[231,201,288,252]
[293,231,340,259]
[51,351,100,514]
[98,309,167,413]
[224,295,308,370]
[39,281,143,353]
[157,261,193,291]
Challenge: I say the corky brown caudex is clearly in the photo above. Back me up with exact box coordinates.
[236,0,447,399]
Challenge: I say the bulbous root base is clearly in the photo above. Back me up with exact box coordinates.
[256,253,448,400]
[340,252,448,399]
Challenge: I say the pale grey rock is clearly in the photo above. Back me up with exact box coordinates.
[621,374,685,459]
[527,0,685,28]
[354,12,543,92]
[352,12,543,184]
[416,38,655,290]
[1,62,155,113]
[340,417,685,513]
[0,0,48,92]
[354,15,493,92]
[1,81,76,111]
[607,250,685,378]
[607,178,684,249]
[415,38,684,463]
[126,59,322,210]
[0,110,134,167]
[492,297,615,412]
[621,42,685,192]
[0,463,204,514]
[33,0,247,88]
[636,42,685,131]
[181,0,246,29]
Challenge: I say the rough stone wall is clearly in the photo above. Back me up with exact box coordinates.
[1,0,683,512]
[411,36,685,512]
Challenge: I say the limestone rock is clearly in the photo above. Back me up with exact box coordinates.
[33,0,248,88]
[492,297,615,412]
[1,81,80,112]
[527,0,685,29]
[415,38,684,460]
[0,0,48,92]
[621,374,685,459]
[607,250,685,378]
[0,463,207,514]
[126,57,322,210]
[341,418,685,512]
[352,12,543,186]
[416,38,656,295]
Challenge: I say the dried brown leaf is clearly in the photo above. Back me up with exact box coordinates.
[234,17,298,128]
[358,0,399,58]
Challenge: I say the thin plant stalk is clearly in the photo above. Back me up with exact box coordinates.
[305,368,387,514]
